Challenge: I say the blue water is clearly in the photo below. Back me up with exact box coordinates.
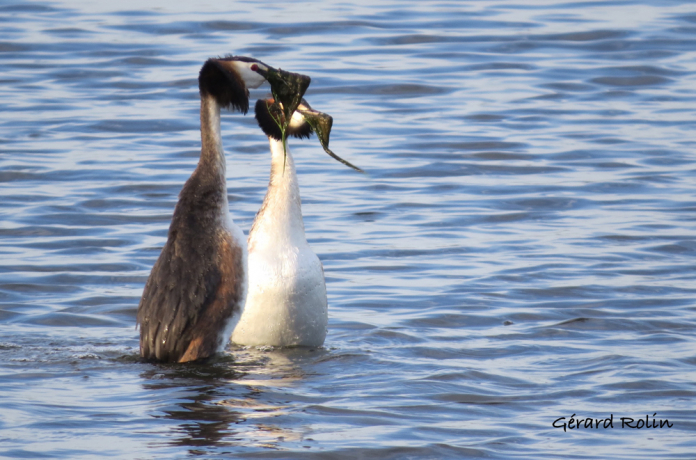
[1,0,696,458]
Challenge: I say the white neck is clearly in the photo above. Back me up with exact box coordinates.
[248,138,307,251]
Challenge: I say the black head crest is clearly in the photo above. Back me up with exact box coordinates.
[255,98,313,141]
[198,58,251,113]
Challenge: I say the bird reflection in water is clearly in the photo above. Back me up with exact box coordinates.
[139,348,325,453]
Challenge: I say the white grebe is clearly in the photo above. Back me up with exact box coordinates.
[136,56,273,363]
[231,99,328,347]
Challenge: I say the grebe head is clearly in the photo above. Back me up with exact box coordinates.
[255,97,313,141]
[198,56,271,114]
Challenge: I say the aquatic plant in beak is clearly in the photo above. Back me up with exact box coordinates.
[298,106,364,173]
[255,96,364,173]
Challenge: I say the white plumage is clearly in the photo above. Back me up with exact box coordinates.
[232,138,328,347]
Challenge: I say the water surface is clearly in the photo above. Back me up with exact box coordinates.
[1,0,696,458]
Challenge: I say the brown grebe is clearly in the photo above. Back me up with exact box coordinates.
[136,56,272,362]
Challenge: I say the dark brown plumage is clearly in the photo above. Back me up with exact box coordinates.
[136,56,263,363]
[137,168,244,362]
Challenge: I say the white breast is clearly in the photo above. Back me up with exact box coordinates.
[217,200,249,353]
[231,140,328,347]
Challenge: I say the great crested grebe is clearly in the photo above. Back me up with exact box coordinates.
[136,56,274,363]
[231,98,328,347]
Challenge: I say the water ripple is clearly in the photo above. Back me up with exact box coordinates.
[1,0,696,459]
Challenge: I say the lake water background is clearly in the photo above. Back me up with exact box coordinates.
[1,0,696,458]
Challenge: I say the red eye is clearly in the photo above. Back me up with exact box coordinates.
[251,64,258,71]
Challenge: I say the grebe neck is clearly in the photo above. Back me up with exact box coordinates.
[248,138,306,250]
[198,94,226,180]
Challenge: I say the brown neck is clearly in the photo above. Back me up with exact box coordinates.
[198,94,226,180]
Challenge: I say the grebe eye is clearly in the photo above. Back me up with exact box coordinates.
[251,64,258,71]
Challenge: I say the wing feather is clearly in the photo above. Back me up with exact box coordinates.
[136,173,243,362]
